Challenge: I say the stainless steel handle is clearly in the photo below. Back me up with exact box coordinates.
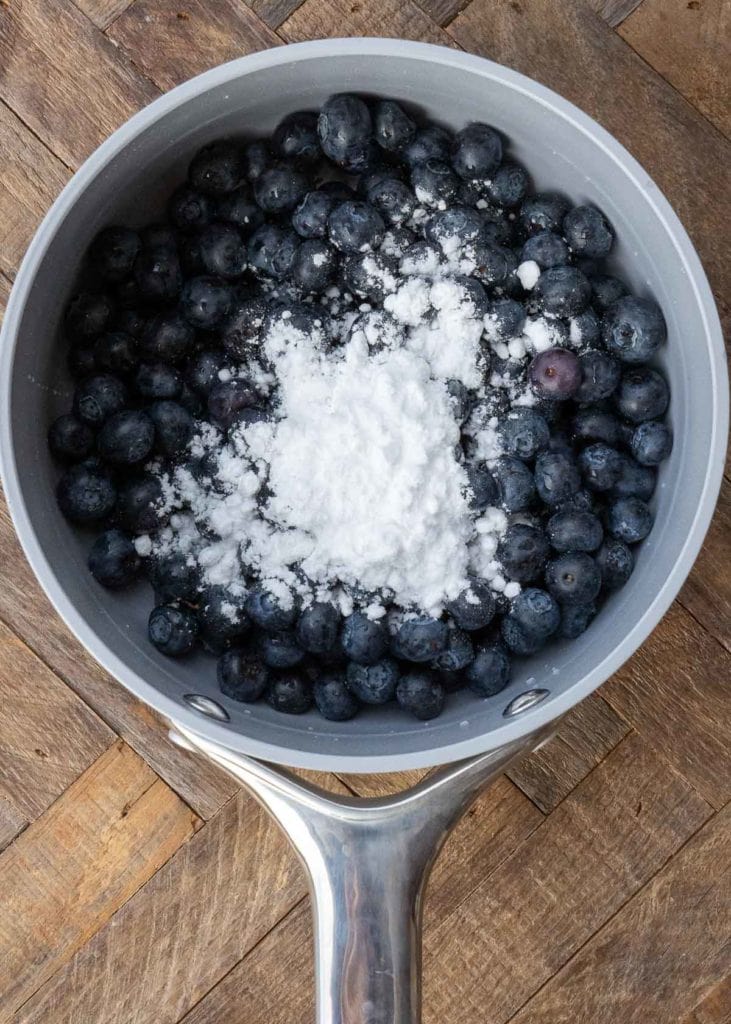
[171,723,553,1024]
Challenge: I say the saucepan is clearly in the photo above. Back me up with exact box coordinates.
[0,39,726,1024]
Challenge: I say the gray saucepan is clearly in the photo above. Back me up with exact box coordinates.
[0,39,726,1024]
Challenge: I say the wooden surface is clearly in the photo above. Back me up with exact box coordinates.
[0,1,729,1021]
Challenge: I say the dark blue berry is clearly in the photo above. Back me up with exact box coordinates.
[578,443,623,491]
[596,538,635,588]
[148,401,194,458]
[528,348,582,400]
[313,674,359,721]
[467,242,515,287]
[590,274,628,312]
[447,578,496,631]
[65,291,114,341]
[197,222,248,279]
[425,206,485,249]
[391,615,448,663]
[509,586,561,639]
[519,193,570,236]
[466,645,511,696]
[571,307,602,347]
[341,612,387,665]
[498,524,551,582]
[396,672,445,720]
[116,473,167,533]
[603,296,666,364]
[342,252,397,303]
[189,141,245,195]
[254,161,309,213]
[411,159,460,209]
[186,350,225,397]
[93,331,138,375]
[273,111,320,164]
[133,247,181,304]
[403,124,452,166]
[148,551,199,602]
[142,312,194,364]
[68,346,97,379]
[614,367,669,423]
[317,93,373,172]
[465,463,499,512]
[521,230,570,268]
[90,227,140,283]
[606,496,654,544]
[258,630,306,669]
[244,140,270,182]
[576,349,621,403]
[500,407,550,460]
[74,374,127,426]
[492,456,536,512]
[296,602,341,654]
[215,187,264,233]
[571,408,622,446]
[247,223,300,279]
[134,362,182,400]
[451,123,502,179]
[374,99,416,152]
[328,201,385,253]
[366,178,416,226]
[148,605,198,656]
[180,275,233,329]
[207,378,259,430]
[486,298,526,340]
[267,673,312,714]
[563,205,613,258]
[57,462,116,524]
[546,552,601,605]
[346,658,399,704]
[292,239,336,292]
[217,649,269,702]
[168,185,212,230]
[88,529,140,588]
[485,162,529,207]
[219,296,267,361]
[98,409,155,465]
[432,627,474,672]
[611,455,657,501]
[198,586,249,641]
[534,265,591,317]
[246,584,298,631]
[292,190,336,238]
[559,602,597,639]
[547,509,603,552]
[534,451,581,506]
[48,415,94,462]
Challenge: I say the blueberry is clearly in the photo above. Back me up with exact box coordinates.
[528,348,581,400]
[570,307,602,347]
[148,401,193,458]
[214,187,264,233]
[510,586,561,638]
[244,140,270,182]
[258,630,306,669]
[614,367,670,423]
[292,238,337,292]
[534,265,591,317]
[578,443,623,491]
[48,414,95,462]
[346,658,399,704]
[292,190,337,239]
[501,407,550,460]
[148,604,198,657]
[328,200,385,253]
[576,349,621,403]
[254,161,309,214]
[68,346,97,379]
[217,649,269,702]
[219,297,267,361]
[142,312,194,364]
[603,296,666,364]
[521,230,570,269]
[74,374,127,426]
[559,602,597,639]
[341,612,387,665]
[451,123,502,179]
[485,298,526,340]
[432,626,474,672]
[313,674,359,721]
[133,247,182,304]
[197,222,248,279]
[546,552,601,605]
[519,193,570,236]
[246,583,298,631]
[186,350,225,397]
[571,408,622,446]
[168,185,212,230]
[116,473,168,533]
[447,577,496,631]
[485,162,529,208]
[267,673,312,714]
[181,275,233,330]
[89,227,140,283]
[317,93,373,172]
[466,644,511,696]
[391,615,448,663]
[178,234,206,277]
[207,378,259,430]
[563,205,613,258]
[611,455,657,501]
[134,362,182,400]
[606,496,654,543]
[396,671,445,720]
[481,214,515,247]
[596,538,635,588]
[590,274,628,312]
[97,409,154,466]
[189,140,245,195]
[148,551,199,602]
[57,461,116,524]
[342,252,398,303]
[534,451,581,507]
[466,241,515,287]
[93,331,138,376]
[465,463,499,511]
[424,206,484,251]
[492,456,536,512]
[454,276,491,319]
[65,291,115,341]
[498,524,551,582]
[140,224,177,252]
[373,99,416,152]
[272,111,320,164]
[350,310,406,353]
[247,223,300,279]
[88,529,141,588]
[198,586,250,641]
[410,159,460,209]
[403,124,452,166]
[547,509,603,552]
[296,601,341,654]
[364,178,415,227]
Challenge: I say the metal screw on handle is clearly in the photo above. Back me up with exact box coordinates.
[171,722,556,1024]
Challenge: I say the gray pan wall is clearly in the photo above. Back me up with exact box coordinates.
[0,40,726,772]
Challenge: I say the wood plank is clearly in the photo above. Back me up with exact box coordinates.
[71,0,135,30]
[0,0,157,169]
[15,776,348,1024]
[0,492,237,820]
[421,733,711,1024]
[0,618,114,822]
[243,0,304,29]
[0,272,10,322]
[680,977,731,1024]
[619,0,730,139]
[507,691,630,812]
[108,0,281,93]
[280,0,454,45]
[586,0,644,28]
[603,603,731,809]
[679,475,731,653]
[0,102,70,278]
[0,794,26,854]
[413,0,470,28]
[447,0,731,312]
[508,806,730,1024]
[0,740,198,1021]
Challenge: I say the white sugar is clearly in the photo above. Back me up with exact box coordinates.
[517,260,540,290]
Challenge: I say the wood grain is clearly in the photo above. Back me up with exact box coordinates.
[71,0,135,30]
[0,102,70,278]
[280,0,454,45]
[413,0,470,27]
[680,978,731,1024]
[0,493,237,819]
[421,733,711,1024]
[242,0,304,29]
[587,0,644,27]
[447,0,731,313]
[603,603,731,809]
[0,271,10,320]
[507,692,630,812]
[108,0,281,93]
[680,475,731,652]
[0,0,157,169]
[0,618,113,822]
[0,740,198,1021]
[340,767,430,797]
[508,806,730,1024]
[619,0,731,139]
[0,795,26,854]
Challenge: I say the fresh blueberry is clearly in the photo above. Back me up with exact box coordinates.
[214,186,264,233]
[571,408,622,446]
[134,362,182,400]
[168,185,212,230]
[267,673,312,714]
[432,626,474,672]
[465,463,499,511]
[217,649,269,702]
[519,193,570,236]
[528,347,581,400]
[578,443,623,491]
[614,367,670,423]
[411,159,460,209]
[403,123,452,166]
[244,140,271,182]
[93,331,138,376]
[328,201,385,253]
[485,298,526,340]
[610,454,657,501]
[596,538,635,588]
[559,602,597,639]
[116,473,168,533]
[466,242,516,287]
[254,161,309,214]
[296,601,342,654]
[317,93,373,172]
[590,274,628,312]
[133,247,182,304]
[570,307,602,347]
[197,222,248,279]
[246,583,298,631]
[501,407,550,460]
[207,378,259,430]
[521,230,570,269]
[366,178,416,226]
[57,462,116,524]
[546,552,601,605]
[373,99,416,152]
[425,206,486,249]
[313,674,359,721]
[88,529,141,588]
[148,551,199,602]
[447,577,496,631]
[563,205,613,258]
[485,162,529,207]
[606,496,654,544]
[346,658,399,704]
[341,612,387,665]
[466,644,511,696]
[74,374,127,426]
[272,111,320,164]
[65,291,115,341]
[148,604,199,656]
[501,587,560,653]
[48,414,95,462]
[292,190,337,239]
[396,671,445,720]
[492,456,536,512]
[198,586,250,641]
[602,296,666,364]
[89,227,140,283]
[147,401,193,458]
[342,252,398,303]
[534,266,591,317]
[576,349,621,404]
[180,275,233,329]
[247,223,300,279]
[219,296,267,361]
[391,615,448,663]
[451,123,502,180]
[292,239,337,292]
[498,524,551,582]
[534,451,581,506]
[68,346,97,379]
[189,140,245,195]
[98,409,155,465]
[141,312,194,364]
[186,350,225,397]
[258,630,306,669]
[546,509,603,552]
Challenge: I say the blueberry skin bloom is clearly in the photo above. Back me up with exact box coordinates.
[391,615,449,663]
[341,612,387,665]
[396,672,445,720]
[602,296,666,364]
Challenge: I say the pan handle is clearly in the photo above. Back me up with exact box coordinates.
[171,722,553,1024]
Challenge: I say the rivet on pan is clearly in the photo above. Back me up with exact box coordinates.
[183,693,230,722]
[503,688,550,718]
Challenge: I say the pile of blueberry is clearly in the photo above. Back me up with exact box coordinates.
[49,93,672,722]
